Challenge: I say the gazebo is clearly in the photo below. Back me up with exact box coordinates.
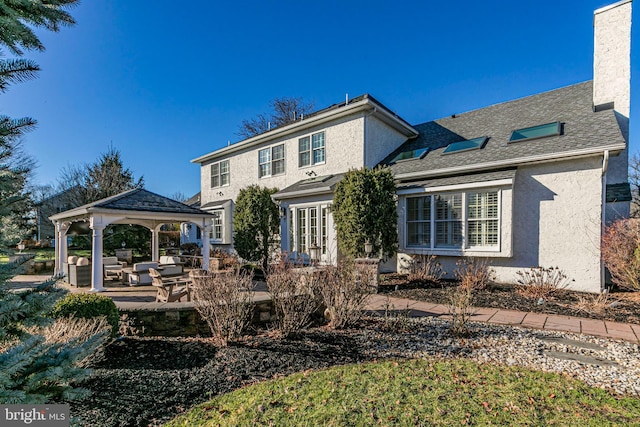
[49,188,215,292]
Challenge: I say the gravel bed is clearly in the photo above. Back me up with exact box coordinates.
[71,318,640,426]
[358,316,640,396]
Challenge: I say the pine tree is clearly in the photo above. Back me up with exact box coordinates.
[0,0,110,405]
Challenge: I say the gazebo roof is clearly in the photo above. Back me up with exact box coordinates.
[49,188,214,224]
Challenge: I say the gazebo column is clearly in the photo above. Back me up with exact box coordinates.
[54,221,70,276]
[151,226,160,262]
[202,224,211,271]
[90,219,106,292]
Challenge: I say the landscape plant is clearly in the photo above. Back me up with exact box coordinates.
[267,260,321,337]
[408,254,444,283]
[601,218,640,290]
[332,167,398,259]
[316,263,375,329]
[52,293,119,337]
[233,185,280,272]
[190,269,255,346]
[515,266,572,298]
[454,257,494,291]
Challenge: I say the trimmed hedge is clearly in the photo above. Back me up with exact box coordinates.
[52,293,119,337]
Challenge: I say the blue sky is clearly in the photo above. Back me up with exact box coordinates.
[2,0,638,199]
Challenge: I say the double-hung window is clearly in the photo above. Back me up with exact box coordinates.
[207,212,224,242]
[210,160,230,188]
[299,131,325,167]
[405,190,500,251]
[259,144,285,178]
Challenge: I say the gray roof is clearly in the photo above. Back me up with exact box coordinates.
[66,188,209,215]
[273,174,344,199]
[184,192,201,208]
[397,169,517,191]
[383,81,626,179]
[200,199,232,210]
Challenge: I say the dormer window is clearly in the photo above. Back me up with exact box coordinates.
[391,147,428,162]
[509,122,561,142]
[442,137,488,155]
[299,131,325,167]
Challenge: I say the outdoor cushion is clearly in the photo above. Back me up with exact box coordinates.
[159,255,181,265]
[76,257,89,266]
[67,255,78,265]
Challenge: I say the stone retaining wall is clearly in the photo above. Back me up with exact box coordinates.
[119,299,275,337]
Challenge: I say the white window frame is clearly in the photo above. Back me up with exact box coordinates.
[208,211,224,243]
[289,203,330,260]
[210,160,230,188]
[298,131,325,168]
[259,144,285,178]
[404,189,502,253]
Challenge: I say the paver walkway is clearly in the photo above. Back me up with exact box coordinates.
[9,275,640,343]
[366,294,640,342]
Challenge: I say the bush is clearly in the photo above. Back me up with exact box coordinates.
[454,258,494,291]
[190,270,254,346]
[267,261,321,338]
[515,266,572,298]
[602,218,640,290]
[408,255,444,283]
[52,294,119,337]
[446,283,475,338]
[316,263,375,329]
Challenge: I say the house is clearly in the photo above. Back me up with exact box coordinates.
[34,186,83,244]
[191,0,632,293]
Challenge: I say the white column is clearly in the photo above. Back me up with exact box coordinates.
[202,224,211,271]
[54,221,70,276]
[90,224,105,292]
[151,227,160,262]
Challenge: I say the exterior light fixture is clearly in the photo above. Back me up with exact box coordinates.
[309,242,321,265]
[121,241,126,249]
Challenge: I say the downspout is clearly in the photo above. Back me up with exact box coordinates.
[600,150,609,292]
[363,107,377,167]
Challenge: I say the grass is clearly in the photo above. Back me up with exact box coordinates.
[0,248,91,263]
[166,358,640,426]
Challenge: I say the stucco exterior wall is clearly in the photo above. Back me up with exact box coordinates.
[364,115,411,167]
[399,157,605,293]
[199,113,366,207]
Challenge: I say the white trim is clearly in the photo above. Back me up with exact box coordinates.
[394,145,626,181]
[397,178,513,195]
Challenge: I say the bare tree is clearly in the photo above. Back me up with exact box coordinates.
[237,97,315,138]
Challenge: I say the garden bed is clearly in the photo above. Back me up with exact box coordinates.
[379,274,640,324]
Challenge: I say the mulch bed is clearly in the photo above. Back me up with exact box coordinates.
[72,331,371,427]
[379,274,640,325]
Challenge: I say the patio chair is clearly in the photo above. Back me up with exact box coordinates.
[148,268,189,303]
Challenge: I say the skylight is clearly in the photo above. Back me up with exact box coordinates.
[510,122,561,142]
[442,137,488,154]
[390,147,428,162]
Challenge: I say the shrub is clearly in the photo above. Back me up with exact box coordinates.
[454,258,494,291]
[190,270,254,346]
[316,263,375,329]
[408,255,444,283]
[602,218,640,290]
[447,283,475,338]
[267,262,321,338]
[52,293,119,337]
[515,266,571,299]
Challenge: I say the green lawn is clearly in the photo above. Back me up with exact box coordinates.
[166,358,640,426]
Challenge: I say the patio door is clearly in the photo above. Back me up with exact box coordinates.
[288,204,334,264]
